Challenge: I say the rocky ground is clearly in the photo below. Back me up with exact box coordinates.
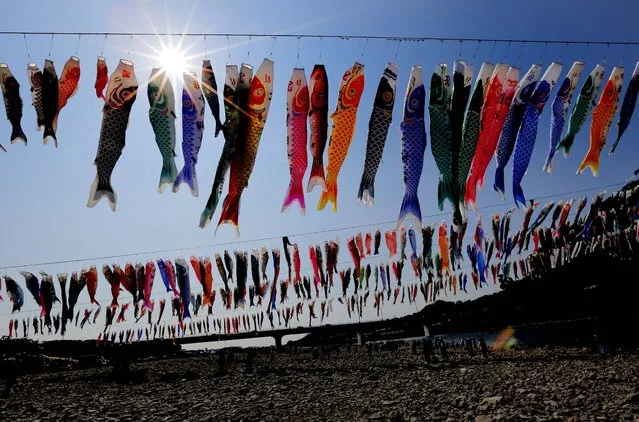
[2,345,639,421]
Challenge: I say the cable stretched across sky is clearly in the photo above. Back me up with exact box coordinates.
[0,179,626,271]
[2,30,639,46]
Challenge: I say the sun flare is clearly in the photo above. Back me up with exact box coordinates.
[158,46,187,77]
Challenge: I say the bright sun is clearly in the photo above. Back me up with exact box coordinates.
[158,47,187,77]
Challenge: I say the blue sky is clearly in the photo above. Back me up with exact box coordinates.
[0,0,638,342]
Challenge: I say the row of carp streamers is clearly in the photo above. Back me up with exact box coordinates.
[0,49,638,232]
[2,182,639,340]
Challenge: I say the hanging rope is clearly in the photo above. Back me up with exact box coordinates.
[74,34,81,56]
[247,35,251,62]
[360,37,369,59]
[488,40,496,59]
[23,34,31,62]
[581,42,588,61]
[318,36,323,61]
[472,40,481,60]
[505,41,512,59]
[560,42,568,62]
[48,34,54,57]
[394,39,402,60]
[268,36,276,58]
[100,34,107,57]
[517,41,525,63]
[539,41,548,62]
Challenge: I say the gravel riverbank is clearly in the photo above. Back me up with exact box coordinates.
[3,345,639,421]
